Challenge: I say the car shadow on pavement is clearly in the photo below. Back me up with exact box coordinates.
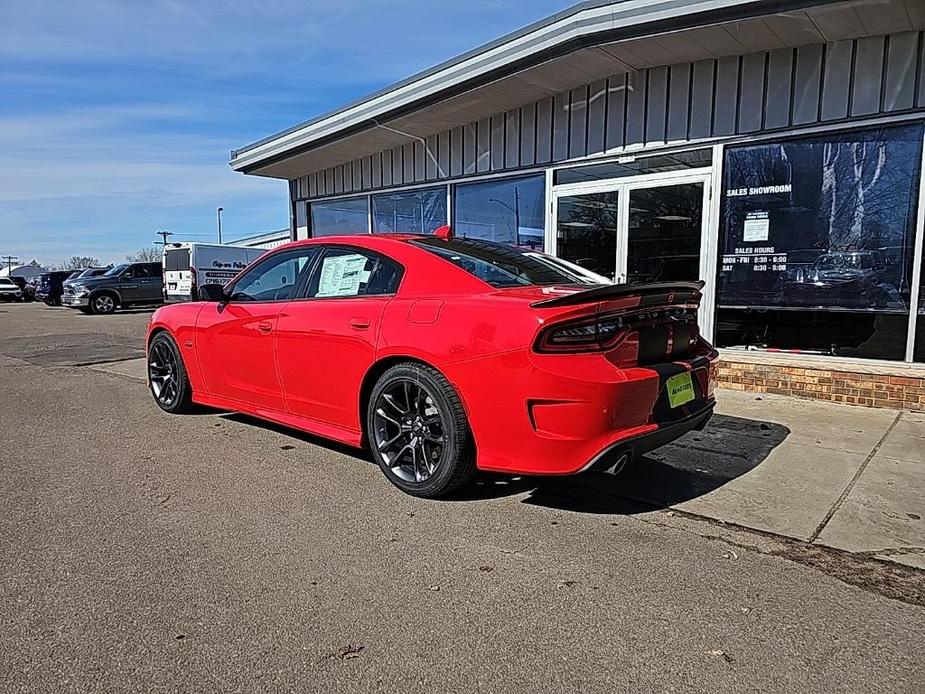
[219,410,788,514]
[515,413,790,514]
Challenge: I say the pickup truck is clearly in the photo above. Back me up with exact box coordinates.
[62,262,164,314]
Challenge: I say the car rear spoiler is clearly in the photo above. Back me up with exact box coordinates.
[530,280,705,308]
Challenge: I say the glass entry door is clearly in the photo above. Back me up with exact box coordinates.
[555,191,620,279]
[553,174,711,285]
[626,182,704,284]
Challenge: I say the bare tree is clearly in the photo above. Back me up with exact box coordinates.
[125,247,161,263]
[60,256,101,270]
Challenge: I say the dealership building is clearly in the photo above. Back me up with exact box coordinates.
[231,0,925,410]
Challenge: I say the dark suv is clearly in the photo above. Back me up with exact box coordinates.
[35,271,75,305]
[62,262,164,314]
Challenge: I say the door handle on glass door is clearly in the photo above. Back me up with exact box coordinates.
[257,321,273,334]
[349,318,370,330]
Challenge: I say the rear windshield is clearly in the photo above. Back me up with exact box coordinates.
[410,237,610,288]
[164,249,190,272]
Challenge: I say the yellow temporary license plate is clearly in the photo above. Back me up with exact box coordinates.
[666,372,695,408]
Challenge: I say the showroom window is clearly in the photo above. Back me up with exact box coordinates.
[454,175,546,250]
[371,187,447,234]
[310,197,369,237]
[716,123,924,361]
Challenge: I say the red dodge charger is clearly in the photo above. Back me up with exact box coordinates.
[146,230,718,497]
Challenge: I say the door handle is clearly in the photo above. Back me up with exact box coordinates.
[349,318,370,330]
[257,321,273,334]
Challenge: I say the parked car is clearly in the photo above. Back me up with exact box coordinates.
[0,277,23,302]
[778,250,891,309]
[35,271,74,305]
[62,262,164,314]
[146,231,717,498]
[163,243,265,303]
[6,276,33,302]
[63,266,112,292]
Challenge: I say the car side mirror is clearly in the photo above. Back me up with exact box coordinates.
[198,284,228,303]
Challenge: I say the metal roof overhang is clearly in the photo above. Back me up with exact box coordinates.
[230,0,924,179]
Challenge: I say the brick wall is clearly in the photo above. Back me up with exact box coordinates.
[717,358,925,412]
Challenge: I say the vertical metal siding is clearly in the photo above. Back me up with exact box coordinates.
[764,49,793,129]
[490,114,504,171]
[587,79,607,154]
[450,126,463,176]
[792,44,822,125]
[297,31,924,202]
[689,60,714,139]
[476,117,491,173]
[425,134,438,180]
[505,108,520,168]
[535,97,553,164]
[606,75,627,150]
[738,53,765,133]
[645,66,668,144]
[625,70,647,147]
[438,130,450,178]
[713,56,739,136]
[667,64,691,141]
[552,91,569,160]
[883,32,919,112]
[851,36,885,116]
[520,103,537,165]
[569,86,589,158]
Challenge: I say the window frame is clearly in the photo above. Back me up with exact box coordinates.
[302,244,405,300]
[224,246,322,304]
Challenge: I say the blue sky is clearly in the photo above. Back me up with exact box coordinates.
[0,0,567,267]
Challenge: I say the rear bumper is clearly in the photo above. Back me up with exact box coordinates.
[449,343,718,476]
[582,400,714,473]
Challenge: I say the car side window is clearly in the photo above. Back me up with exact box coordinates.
[132,265,151,279]
[230,248,318,302]
[305,248,402,299]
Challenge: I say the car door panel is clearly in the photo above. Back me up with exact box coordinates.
[195,302,286,410]
[276,296,390,431]
[193,247,318,412]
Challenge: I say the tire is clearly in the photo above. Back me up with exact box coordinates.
[367,362,476,498]
[147,332,194,414]
[89,292,117,315]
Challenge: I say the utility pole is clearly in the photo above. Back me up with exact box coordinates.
[217,207,224,244]
[154,230,174,248]
[2,255,19,274]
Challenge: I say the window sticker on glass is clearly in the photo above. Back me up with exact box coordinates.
[317,254,371,297]
[742,211,769,242]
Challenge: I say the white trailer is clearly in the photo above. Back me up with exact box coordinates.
[163,243,266,303]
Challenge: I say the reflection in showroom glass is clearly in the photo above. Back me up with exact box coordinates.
[454,175,545,250]
[716,123,924,361]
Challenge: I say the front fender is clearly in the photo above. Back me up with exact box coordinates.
[146,304,208,396]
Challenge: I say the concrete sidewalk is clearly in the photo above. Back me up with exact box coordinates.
[652,389,924,569]
[91,358,924,569]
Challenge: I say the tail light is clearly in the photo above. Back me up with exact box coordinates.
[534,312,629,353]
[534,308,700,356]
[189,266,198,295]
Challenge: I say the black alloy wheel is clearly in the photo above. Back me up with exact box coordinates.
[368,363,475,498]
[148,332,194,414]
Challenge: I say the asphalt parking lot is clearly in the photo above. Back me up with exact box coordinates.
[1,302,923,693]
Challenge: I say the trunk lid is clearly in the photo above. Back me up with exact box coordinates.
[522,280,706,366]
